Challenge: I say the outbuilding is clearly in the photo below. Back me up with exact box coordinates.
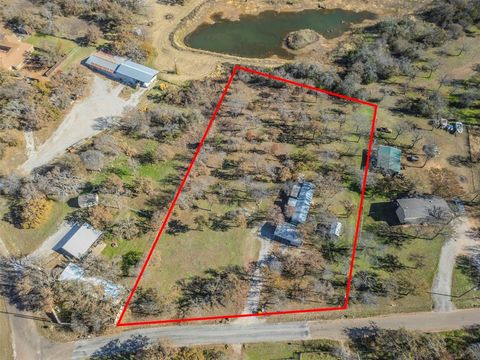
[85,52,158,87]
[290,182,315,225]
[372,145,402,174]
[57,223,102,259]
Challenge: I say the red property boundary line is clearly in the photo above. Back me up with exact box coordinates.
[116,65,379,327]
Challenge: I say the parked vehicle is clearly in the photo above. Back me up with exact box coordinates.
[376,127,392,133]
[407,154,420,162]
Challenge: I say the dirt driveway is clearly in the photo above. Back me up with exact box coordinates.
[20,76,145,173]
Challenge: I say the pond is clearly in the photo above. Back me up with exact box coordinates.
[184,9,376,58]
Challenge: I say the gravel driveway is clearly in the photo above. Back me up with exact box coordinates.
[20,76,145,173]
[431,217,477,312]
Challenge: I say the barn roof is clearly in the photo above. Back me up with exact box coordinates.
[115,60,158,84]
[85,52,123,73]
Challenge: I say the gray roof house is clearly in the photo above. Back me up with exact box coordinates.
[57,223,102,259]
[290,182,315,225]
[85,52,158,87]
[395,197,452,224]
[273,222,301,247]
[59,263,123,302]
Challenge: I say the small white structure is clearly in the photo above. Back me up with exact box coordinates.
[329,221,343,237]
[58,223,102,259]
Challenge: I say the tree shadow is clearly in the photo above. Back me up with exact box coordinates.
[90,334,150,359]
[369,202,400,226]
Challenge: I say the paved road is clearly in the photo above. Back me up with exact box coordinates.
[66,308,480,359]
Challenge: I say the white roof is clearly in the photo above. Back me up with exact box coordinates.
[59,223,102,259]
[115,60,158,84]
[59,263,123,300]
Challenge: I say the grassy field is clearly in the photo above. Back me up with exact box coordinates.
[143,226,260,295]
[0,298,13,360]
[451,266,480,309]
[0,200,74,256]
[25,33,96,71]
[244,340,338,360]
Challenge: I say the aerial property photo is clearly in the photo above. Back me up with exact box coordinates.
[1,0,480,359]
[116,66,378,325]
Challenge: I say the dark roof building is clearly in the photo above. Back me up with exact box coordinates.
[373,145,402,173]
[85,52,158,87]
[290,182,315,225]
[273,222,301,247]
[395,197,452,224]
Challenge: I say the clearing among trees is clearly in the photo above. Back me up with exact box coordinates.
[117,66,377,326]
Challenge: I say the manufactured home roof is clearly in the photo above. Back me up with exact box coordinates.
[59,223,102,259]
[291,182,315,224]
[274,222,301,246]
[115,60,158,84]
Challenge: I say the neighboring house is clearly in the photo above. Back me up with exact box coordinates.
[273,222,301,247]
[395,197,452,224]
[289,181,315,225]
[77,193,99,208]
[57,223,103,259]
[85,52,158,87]
[58,262,123,302]
[0,33,33,70]
[372,145,402,174]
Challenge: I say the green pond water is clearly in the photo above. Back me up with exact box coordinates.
[184,9,376,58]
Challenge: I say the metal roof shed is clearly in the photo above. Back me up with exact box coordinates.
[375,145,402,173]
[291,182,315,225]
[85,53,121,73]
[115,60,158,86]
[58,223,102,259]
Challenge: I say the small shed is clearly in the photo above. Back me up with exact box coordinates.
[273,223,302,247]
[329,221,343,237]
[373,145,402,173]
[77,193,99,208]
[58,223,102,259]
